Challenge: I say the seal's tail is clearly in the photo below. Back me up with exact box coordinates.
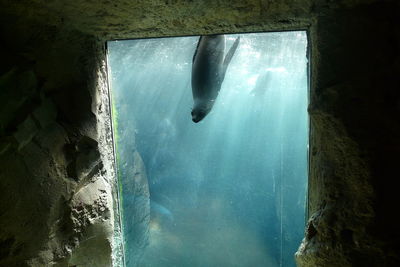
[221,36,241,82]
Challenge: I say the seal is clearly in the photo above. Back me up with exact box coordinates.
[191,35,240,123]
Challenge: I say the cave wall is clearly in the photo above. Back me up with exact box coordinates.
[0,0,399,266]
[298,5,400,266]
[0,11,117,267]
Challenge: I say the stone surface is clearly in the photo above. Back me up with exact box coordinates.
[0,69,38,136]
[67,177,114,267]
[0,0,399,266]
[33,98,57,129]
[0,11,116,266]
[13,115,39,150]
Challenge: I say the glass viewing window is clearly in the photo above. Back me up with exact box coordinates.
[107,31,309,267]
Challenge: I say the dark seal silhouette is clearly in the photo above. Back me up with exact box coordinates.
[191,35,240,123]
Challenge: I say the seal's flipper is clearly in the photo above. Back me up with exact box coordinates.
[193,36,203,63]
[220,36,240,82]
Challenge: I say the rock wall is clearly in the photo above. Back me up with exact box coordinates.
[0,11,118,267]
[297,4,400,266]
[0,0,399,266]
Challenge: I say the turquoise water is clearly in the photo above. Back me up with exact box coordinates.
[108,32,308,267]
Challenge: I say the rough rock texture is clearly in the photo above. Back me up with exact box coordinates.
[297,5,400,266]
[0,10,118,267]
[0,0,399,266]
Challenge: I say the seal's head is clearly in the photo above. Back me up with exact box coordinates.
[191,102,213,123]
[191,105,211,123]
[191,99,215,123]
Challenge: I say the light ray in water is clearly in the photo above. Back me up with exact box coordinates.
[108,31,308,267]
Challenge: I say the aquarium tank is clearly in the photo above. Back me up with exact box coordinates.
[107,31,308,267]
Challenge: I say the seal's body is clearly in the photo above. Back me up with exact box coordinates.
[191,35,240,123]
